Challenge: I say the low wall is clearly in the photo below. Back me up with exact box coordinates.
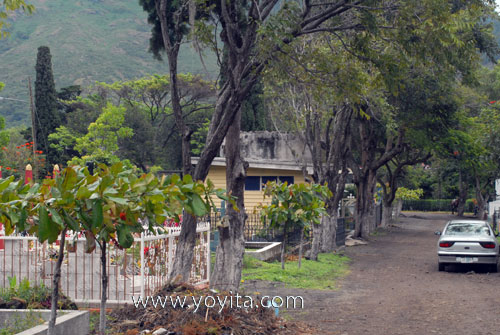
[245,242,281,261]
[0,309,89,335]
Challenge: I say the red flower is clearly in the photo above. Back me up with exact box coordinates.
[490,101,497,104]
[5,167,11,170]
[144,247,149,254]
[16,146,20,149]
[119,212,126,220]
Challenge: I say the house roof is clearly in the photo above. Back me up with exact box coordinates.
[191,157,314,175]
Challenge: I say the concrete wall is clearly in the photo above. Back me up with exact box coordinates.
[0,309,89,335]
[221,131,312,162]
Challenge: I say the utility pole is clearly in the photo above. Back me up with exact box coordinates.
[28,77,37,180]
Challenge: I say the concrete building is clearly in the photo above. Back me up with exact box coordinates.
[192,131,313,210]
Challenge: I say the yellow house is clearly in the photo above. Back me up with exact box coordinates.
[191,157,313,211]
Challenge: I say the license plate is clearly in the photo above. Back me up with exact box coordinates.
[456,257,478,263]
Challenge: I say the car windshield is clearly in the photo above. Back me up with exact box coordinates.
[445,223,491,236]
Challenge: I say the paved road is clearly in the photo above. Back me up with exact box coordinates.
[246,213,500,335]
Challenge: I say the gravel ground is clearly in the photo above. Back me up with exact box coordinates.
[244,212,500,335]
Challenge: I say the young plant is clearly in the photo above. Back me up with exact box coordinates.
[0,162,224,335]
[258,181,331,269]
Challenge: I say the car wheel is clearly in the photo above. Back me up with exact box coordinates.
[438,263,445,272]
[489,264,498,273]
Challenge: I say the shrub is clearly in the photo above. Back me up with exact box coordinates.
[402,199,475,212]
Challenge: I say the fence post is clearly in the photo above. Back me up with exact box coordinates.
[140,232,145,298]
[168,234,173,277]
[25,164,33,184]
[206,228,210,284]
[53,164,60,177]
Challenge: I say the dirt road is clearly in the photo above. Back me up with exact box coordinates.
[245,213,500,335]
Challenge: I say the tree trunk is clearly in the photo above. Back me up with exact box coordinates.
[475,176,489,220]
[457,169,467,216]
[168,53,192,177]
[354,171,376,238]
[281,224,287,270]
[395,199,403,220]
[47,228,67,335]
[99,241,107,335]
[211,108,247,291]
[381,202,393,228]
[309,221,323,261]
[320,211,337,252]
[298,228,304,268]
[169,214,197,283]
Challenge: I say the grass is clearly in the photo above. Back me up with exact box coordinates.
[89,311,116,335]
[0,310,45,335]
[370,229,386,236]
[242,253,350,290]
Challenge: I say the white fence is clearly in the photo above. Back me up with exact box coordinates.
[0,222,210,304]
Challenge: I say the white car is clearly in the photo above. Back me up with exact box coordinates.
[436,220,499,272]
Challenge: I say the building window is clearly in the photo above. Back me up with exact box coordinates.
[261,176,277,186]
[244,176,260,191]
[245,175,295,191]
[279,176,294,185]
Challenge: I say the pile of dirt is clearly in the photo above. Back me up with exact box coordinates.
[107,283,315,335]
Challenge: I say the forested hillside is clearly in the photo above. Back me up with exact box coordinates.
[0,0,216,126]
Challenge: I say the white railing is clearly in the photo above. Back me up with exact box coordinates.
[0,222,210,304]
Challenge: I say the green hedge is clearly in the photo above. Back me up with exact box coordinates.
[402,199,475,212]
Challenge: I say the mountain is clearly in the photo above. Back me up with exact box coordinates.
[0,0,217,127]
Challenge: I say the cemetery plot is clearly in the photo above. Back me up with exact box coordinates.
[0,222,210,304]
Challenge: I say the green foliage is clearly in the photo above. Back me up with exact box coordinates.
[395,188,424,201]
[56,74,214,170]
[70,102,133,167]
[0,0,34,39]
[0,0,217,127]
[242,253,350,290]
[241,80,271,131]
[190,118,209,156]
[0,276,53,309]
[402,199,476,212]
[34,46,62,168]
[0,310,44,335]
[0,162,224,246]
[48,125,78,165]
[258,181,331,268]
[258,181,332,232]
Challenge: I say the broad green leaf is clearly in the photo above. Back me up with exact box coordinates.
[38,206,60,244]
[76,186,92,199]
[91,200,103,231]
[106,196,128,205]
[190,193,208,216]
[62,209,80,232]
[116,225,134,248]
[48,208,64,228]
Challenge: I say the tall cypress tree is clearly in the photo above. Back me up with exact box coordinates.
[34,46,61,168]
